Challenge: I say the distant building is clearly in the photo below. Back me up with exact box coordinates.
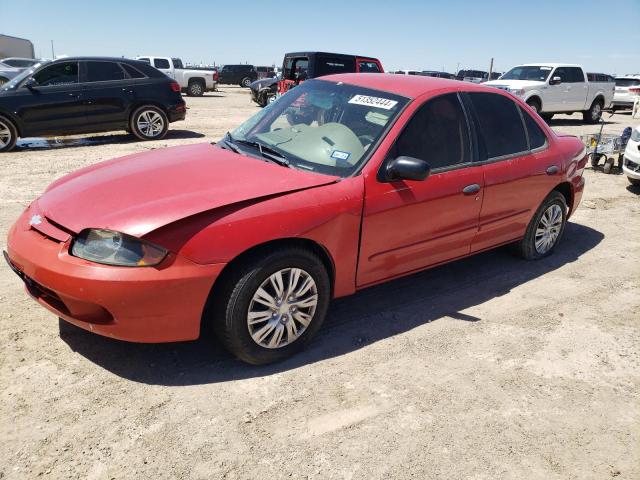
[0,34,35,59]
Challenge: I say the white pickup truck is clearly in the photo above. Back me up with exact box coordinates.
[137,56,217,96]
[485,63,614,123]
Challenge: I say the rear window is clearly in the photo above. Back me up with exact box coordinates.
[358,61,381,73]
[153,58,170,69]
[615,78,640,87]
[85,61,126,82]
[315,56,355,77]
[468,92,528,159]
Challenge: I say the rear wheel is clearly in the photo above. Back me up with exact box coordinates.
[240,77,252,88]
[187,80,205,96]
[514,191,567,260]
[583,99,603,124]
[0,115,18,152]
[211,248,331,365]
[130,106,168,140]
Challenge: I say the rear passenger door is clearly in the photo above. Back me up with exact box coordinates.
[82,61,133,128]
[465,92,560,252]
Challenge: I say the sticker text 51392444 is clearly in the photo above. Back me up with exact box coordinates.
[348,95,398,110]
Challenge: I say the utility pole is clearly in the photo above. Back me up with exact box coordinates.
[456,62,460,74]
[51,40,55,59]
[488,57,494,80]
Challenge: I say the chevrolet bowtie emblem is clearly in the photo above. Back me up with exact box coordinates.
[29,214,42,226]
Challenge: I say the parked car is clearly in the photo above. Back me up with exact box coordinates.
[456,69,488,83]
[4,74,587,364]
[0,56,186,152]
[1,57,42,68]
[0,61,22,85]
[485,63,614,123]
[277,51,384,96]
[421,70,456,79]
[612,75,640,110]
[622,125,640,186]
[136,56,217,96]
[249,76,279,107]
[392,70,422,75]
[217,64,257,87]
[251,52,384,108]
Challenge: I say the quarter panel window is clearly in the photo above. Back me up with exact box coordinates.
[468,92,528,159]
[122,63,146,79]
[86,61,126,82]
[520,107,547,150]
[394,93,470,170]
[33,62,79,86]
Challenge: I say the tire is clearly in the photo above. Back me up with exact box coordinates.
[628,177,640,186]
[130,106,168,141]
[257,91,267,108]
[240,77,252,88]
[590,153,603,169]
[603,157,614,174]
[0,115,18,152]
[526,98,542,114]
[583,99,603,124]
[187,80,205,97]
[211,247,331,365]
[513,191,567,260]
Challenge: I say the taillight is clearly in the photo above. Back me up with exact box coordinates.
[170,82,180,93]
[629,87,640,95]
[213,70,219,82]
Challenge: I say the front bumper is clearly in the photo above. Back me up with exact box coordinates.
[5,207,223,343]
[623,155,640,180]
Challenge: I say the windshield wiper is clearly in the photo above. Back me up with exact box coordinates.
[234,139,291,168]
[217,131,242,153]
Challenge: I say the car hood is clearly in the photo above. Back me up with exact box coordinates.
[249,77,278,92]
[37,143,339,237]
[485,79,545,89]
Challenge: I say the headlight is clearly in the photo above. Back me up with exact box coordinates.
[71,229,168,267]
[510,88,525,96]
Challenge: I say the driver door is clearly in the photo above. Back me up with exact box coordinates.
[357,93,484,286]
[16,61,86,136]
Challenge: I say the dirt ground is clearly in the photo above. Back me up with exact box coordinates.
[1,86,639,480]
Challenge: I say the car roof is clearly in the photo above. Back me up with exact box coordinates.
[285,51,378,60]
[49,56,143,63]
[319,72,489,98]
[615,74,640,79]
[519,63,582,68]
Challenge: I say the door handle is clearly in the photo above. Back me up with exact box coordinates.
[546,165,559,175]
[462,183,481,194]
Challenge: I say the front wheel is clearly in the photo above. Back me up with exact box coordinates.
[130,106,168,140]
[240,77,252,88]
[211,248,331,365]
[526,98,541,114]
[514,191,567,260]
[0,115,18,152]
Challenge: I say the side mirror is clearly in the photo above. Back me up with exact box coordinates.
[383,156,431,182]
[549,76,562,86]
[23,78,38,90]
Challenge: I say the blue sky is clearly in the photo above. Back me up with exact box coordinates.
[1,0,639,74]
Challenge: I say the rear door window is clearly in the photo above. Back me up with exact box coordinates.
[520,107,547,150]
[153,58,170,69]
[467,92,528,160]
[33,62,79,86]
[85,61,127,82]
[566,67,584,83]
[393,93,470,170]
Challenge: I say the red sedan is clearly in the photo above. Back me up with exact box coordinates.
[5,74,587,364]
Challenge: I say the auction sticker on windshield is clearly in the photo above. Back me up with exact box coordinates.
[348,95,398,110]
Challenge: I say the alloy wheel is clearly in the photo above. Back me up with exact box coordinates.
[190,83,202,95]
[247,268,318,349]
[136,110,164,138]
[535,204,563,254]
[0,120,12,149]
[591,102,602,121]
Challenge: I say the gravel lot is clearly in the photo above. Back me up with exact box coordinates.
[1,86,639,480]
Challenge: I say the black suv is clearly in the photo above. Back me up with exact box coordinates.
[217,64,257,87]
[0,57,186,152]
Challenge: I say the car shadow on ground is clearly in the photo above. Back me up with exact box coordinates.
[59,222,604,385]
[627,183,640,195]
[14,130,205,151]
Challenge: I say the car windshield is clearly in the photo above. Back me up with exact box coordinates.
[501,66,553,81]
[230,79,409,177]
[0,64,43,91]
